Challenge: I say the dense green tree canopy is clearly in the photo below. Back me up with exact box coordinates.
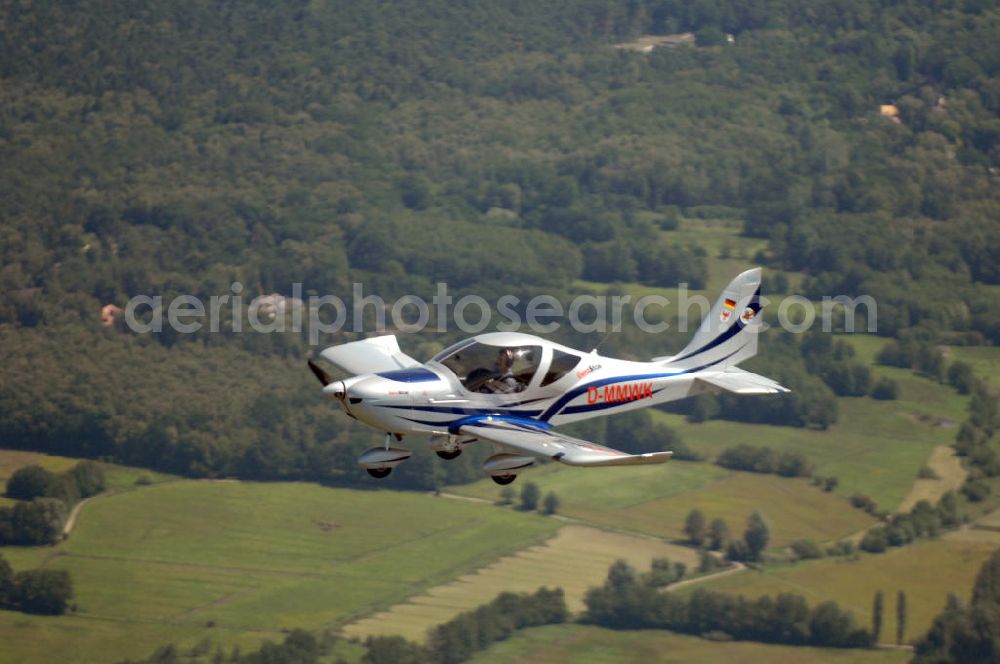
[0,0,997,483]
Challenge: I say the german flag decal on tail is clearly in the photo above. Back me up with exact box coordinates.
[721,298,737,322]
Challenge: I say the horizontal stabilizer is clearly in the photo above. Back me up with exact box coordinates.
[695,367,789,395]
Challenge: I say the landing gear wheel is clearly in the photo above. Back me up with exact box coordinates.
[436,449,462,460]
[491,474,516,485]
[367,468,392,479]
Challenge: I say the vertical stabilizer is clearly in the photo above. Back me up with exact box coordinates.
[665,268,763,370]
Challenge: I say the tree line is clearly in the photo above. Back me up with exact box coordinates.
[953,380,1000,504]
[0,461,105,546]
[859,494,962,554]
[0,552,74,615]
[714,444,811,478]
[583,559,872,648]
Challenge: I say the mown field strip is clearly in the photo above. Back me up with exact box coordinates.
[342,524,700,643]
[895,445,967,514]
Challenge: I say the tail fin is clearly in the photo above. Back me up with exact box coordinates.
[664,268,763,370]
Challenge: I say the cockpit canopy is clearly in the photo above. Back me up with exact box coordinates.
[433,340,541,393]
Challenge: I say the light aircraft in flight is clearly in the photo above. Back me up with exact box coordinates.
[308,268,788,484]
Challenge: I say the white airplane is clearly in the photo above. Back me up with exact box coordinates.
[308,268,788,485]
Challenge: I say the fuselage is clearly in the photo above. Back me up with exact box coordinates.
[332,331,705,437]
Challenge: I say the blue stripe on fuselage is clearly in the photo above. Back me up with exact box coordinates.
[382,404,543,417]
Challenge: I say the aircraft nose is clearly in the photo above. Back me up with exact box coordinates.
[323,381,346,400]
[341,376,384,401]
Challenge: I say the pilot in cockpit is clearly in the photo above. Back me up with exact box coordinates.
[482,347,521,394]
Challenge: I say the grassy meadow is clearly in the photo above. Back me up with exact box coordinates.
[449,463,875,547]
[468,624,909,664]
[0,479,558,663]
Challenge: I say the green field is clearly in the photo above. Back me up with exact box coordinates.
[691,528,1000,644]
[453,462,873,547]
[468,624,909,664]
[0,480,558,663]
[601,471,876,547]
[450,456,723,511]
[344,524,700,642]
[650,369,962,512]
[843,336,971,426]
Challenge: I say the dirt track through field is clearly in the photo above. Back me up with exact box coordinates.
[62,495,96,536]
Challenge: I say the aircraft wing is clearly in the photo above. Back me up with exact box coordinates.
[694,367,789,394]
[458,418,672,467]
[318,335,421,377]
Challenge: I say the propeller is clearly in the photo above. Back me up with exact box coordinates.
[309,359,348,405]
[308,359,334,387]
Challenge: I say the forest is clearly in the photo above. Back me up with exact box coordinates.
[0,0,998,486]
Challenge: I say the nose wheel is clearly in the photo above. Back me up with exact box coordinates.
[436,449,462,460]
[358,442,410,480]
[491,474,516,485]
